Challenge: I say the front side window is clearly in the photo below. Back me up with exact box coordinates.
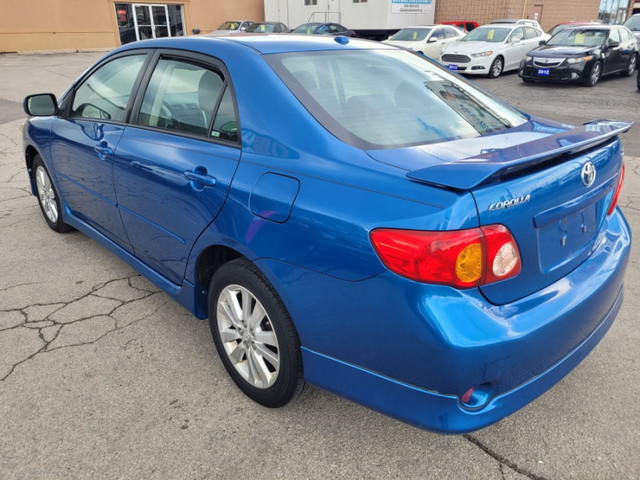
[71,54,146,122]
[267,49,527,149]
[509,27,525,42]
[609,28,621,43]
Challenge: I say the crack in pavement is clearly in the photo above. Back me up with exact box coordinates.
[464,434,550,480]
[0,274,167,382]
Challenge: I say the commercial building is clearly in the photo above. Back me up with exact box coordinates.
[0,0,265,53]
[0,0,635,53]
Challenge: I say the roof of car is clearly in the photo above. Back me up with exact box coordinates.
[117,34,392,56]
[561,24,617,30]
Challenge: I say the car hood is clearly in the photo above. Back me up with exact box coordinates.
[530,44,598,57]
[443,41,501,54]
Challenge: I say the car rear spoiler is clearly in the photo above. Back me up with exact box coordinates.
[406,120,633,190]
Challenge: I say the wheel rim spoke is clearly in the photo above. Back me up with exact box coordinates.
[228,343,246,364]
[219,289,243,329]
[247,301,266,329]
[219,328,241,343]
[249,348,272,386]
[254,330,278,347]
[254,342,279,370]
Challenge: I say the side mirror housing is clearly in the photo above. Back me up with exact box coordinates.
[23,93,58,116]
[427,37,437,43]
[539,39,546,45]
[608,40,620,48]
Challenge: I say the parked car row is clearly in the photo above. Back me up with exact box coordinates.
[203,16,640,90]
[211,19,356,37]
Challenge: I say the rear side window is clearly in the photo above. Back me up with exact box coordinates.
[136,58,238,142]
[267,49,527,149]
[71,54,146,122]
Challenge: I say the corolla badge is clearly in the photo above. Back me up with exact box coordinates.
[581,161,596,187]
[488,194,531,211]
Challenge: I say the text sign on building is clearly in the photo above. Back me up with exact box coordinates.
[391,0,432,14]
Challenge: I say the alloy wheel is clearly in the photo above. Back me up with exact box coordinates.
[35,165,59,224]
[216,284,280,389]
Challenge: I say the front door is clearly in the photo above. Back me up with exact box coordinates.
[50,53,148,249]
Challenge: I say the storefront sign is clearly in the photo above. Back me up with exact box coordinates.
[391,0,432,14]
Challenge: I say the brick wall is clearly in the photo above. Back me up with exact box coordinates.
[435,0,600,32]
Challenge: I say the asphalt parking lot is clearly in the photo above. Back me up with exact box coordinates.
[0,51,639,479]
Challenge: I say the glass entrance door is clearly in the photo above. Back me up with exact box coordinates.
[115,3,184,45]
[133,4,169,41]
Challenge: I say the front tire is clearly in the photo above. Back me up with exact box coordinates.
[622,54,637,77]
[487,57,503,78]
[583,61,602,87]
[32,155,72,233]
[208,258,305,408]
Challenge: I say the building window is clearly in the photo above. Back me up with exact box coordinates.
[304,0,317,5]
[353,0,368,3]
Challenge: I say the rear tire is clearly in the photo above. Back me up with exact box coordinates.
[208,258,306,408]
[32,155,72,233]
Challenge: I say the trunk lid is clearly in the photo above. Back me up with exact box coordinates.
[367,119,632,304]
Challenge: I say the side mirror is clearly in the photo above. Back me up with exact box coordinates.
[23,93,57,116]
[539,39,546,45]
[427,37,437,43]
[192,28,201,34]
[608,40,620,48]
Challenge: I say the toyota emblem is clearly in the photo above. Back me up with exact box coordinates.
[581,161,596,187]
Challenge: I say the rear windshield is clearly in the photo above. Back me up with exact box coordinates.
[265,49,527,149]
[388,28,432,41]
[461,26,510,42]
[548,29,607,47]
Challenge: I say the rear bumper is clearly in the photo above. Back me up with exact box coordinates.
[259,208,631,433]
[303,284,622,433]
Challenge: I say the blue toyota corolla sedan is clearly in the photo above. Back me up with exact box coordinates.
[22,34,631,433]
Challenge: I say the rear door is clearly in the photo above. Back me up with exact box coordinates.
[113,51,241,284]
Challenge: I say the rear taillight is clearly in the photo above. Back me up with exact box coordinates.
[607,163,625,216]
[370,225,521,288]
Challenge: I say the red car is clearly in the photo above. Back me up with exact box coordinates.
[441,21,478,33]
